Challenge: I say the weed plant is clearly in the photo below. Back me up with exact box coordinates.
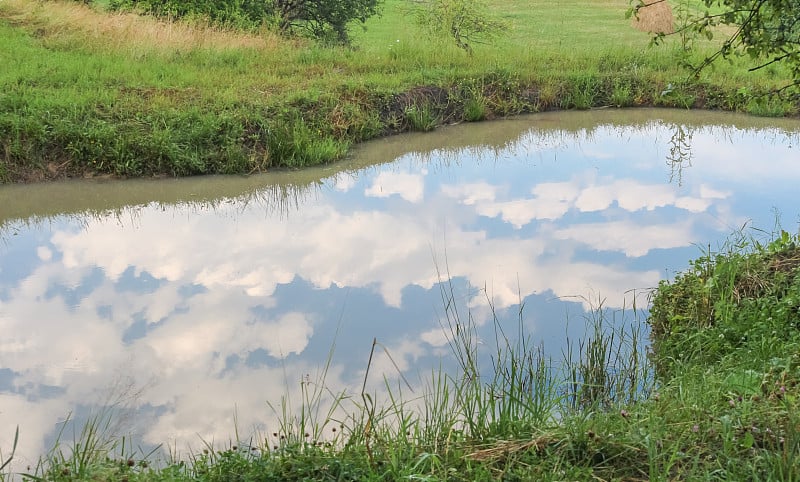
[404,103,440,132]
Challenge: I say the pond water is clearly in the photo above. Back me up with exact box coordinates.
[1,108,799,468]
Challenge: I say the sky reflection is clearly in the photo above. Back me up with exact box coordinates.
[1,109,799,468]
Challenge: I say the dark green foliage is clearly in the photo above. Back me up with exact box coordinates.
[650,229,800,379]
[273,0,383,44]
[645,228,800,480]
[705,0,800,73]
[632,0,800,89]
[108,0,275,30]
[108,0,382,43]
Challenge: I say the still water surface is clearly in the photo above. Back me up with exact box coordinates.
[1,109,799,466]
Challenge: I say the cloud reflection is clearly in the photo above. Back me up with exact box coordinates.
[365,169,426,203]
[552,220,695,257]
[1,110,799,469]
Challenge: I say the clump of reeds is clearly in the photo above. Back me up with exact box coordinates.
[631,0,674,34]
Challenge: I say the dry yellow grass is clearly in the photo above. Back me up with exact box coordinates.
[631,0,674,34]
[0,0,283,53]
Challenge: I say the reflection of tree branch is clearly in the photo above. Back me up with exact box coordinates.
[666,124,693,187]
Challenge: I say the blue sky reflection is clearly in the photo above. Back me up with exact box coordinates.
[0,109,799,467]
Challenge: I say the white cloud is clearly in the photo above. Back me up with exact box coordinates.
[477,197,571,227]
[688,128,800,183]
[36,246,52,261]
[675,196,712,213]
[447,180,578,228]
[359,338,425,391]
[532,181,581,202]
[441,182,498,205]
[575,180,676,212]
[0,395,64,471]
[365,171,425,203]
[420,327,450,347]
[553,220,695,257]
[700,184,729,200]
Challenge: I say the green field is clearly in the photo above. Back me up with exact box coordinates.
[0,0,796,182]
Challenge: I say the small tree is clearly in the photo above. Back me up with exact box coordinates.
[271,0,382,44]
[110,0,382,44]
[414,0,508,55]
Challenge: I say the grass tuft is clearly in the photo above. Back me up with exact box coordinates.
[404,103,440,132]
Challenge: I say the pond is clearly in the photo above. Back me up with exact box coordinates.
[1,108,799,468]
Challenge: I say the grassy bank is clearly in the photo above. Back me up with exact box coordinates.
[3,229,799,481]
[1,0,798,183]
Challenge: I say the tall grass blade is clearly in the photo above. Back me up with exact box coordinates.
[0,426,18,472]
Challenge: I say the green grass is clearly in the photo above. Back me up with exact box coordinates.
[0,0,797,182]
[3,228,799,480]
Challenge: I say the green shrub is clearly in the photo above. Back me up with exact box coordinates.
[109,0,383,43]
[108,0,274,30]
[275,0,383,44]
[649,230,800,379]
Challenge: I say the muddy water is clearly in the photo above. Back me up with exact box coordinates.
[1,109,799,468]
